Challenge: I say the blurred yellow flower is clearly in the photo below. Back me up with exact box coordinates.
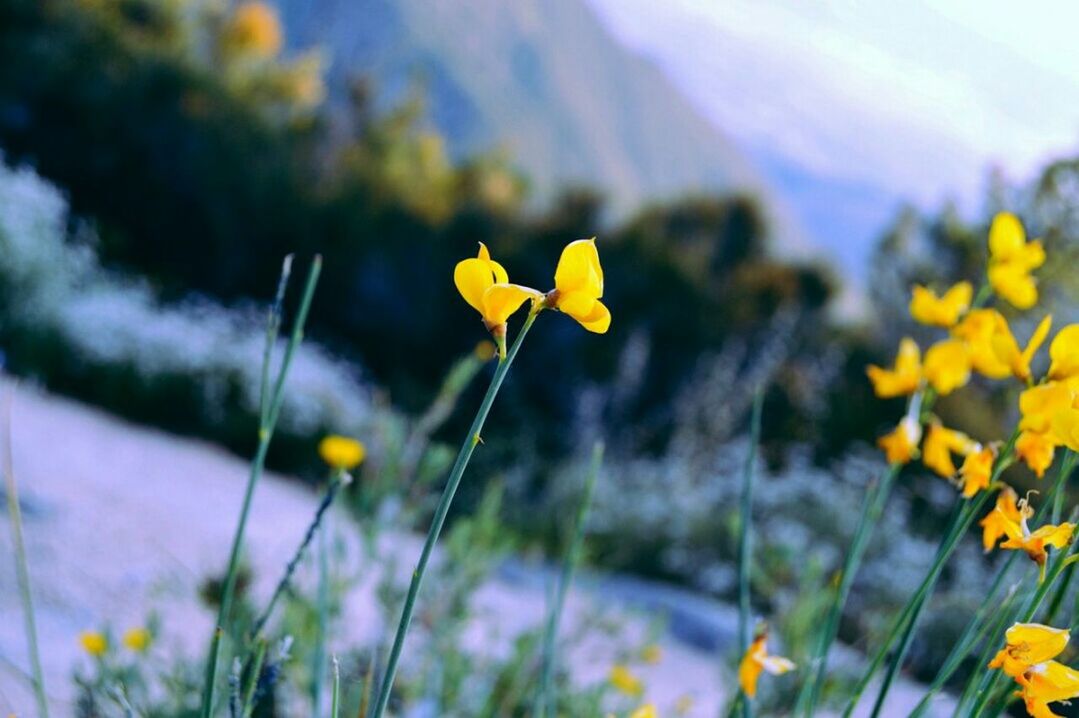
[1051,408,1079,453]
[988,212,1045,310]
[1017,431,1058,479]
[1048,325,1079,383]
[122,627,151,652]
[878,416,921,465]
[923,339,971,395]
[454,243,541,337]
[922,422,975,477]
[1020,383,1074,435]
[609,664,644,697]
[628,704,657,718]
[989,622,1069,678]
[990,314,1052,383]
[909,282,972,327]
[998,502,1074,573]
[980,486,1027,552]
[318,435,365,471]
[959,445,995,498]
[223,2,283,58]
[738,631,795,699]
[866,338,921,398]
[549,238,610,334]
[953,309,1011,379]
[80,630,107,657]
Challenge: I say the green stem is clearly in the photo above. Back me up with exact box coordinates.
[331,656,340,718]
[200,257,322,718]
[1,388,49,718]
[240,640,268,718]
[736,390,764,718]
[370,309,540,718]
[534,441,604,718]
[312,519,330,718]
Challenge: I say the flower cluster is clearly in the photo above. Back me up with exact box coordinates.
[454,238,610,356]
[869,213,1079,499]
[988,622,1079,717]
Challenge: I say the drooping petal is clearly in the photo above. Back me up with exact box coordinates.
[990,262,1039,310]
[1024,660,1079,704]
[1029,523,1075,550]
[454,257,494,313]
[480,284,540,326]
[554,238,603,297]
[1052,409,1079,453]
[1049,325,1079,381]
[910,282,972,327]
[1017,431,1058,479]
[989,212,1026,262]
[578,300,611,334]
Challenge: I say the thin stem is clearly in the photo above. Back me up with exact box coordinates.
[312,518,331,718]
[370,309,541,718]
[736,390,764,718]
[534,441,605,718]
[331,656,340,718]
[201,257,322,718]
[240,640,268,718]
[1,386,49,718]
[259,255,293,425]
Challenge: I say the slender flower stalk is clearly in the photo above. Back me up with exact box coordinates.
[534,441,604,718]
[734,390,765,718]
[330,655,340,718]
[370,307,541,718]
[2,387,49,718]
[240,640,268,718]
[311,517,331,718]
[200,256,322,718]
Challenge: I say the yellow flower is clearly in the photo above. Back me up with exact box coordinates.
[989,314,1052,383]
[1017,431,1059,479]
[122,627,151,652]
[738,632,795,699]
[549,238,610,334]
[953,309,1011,379]
[988,212,1045,310]
[628,705,657,718]
[640,644,662,664]
[454,243,541,335]
[909,282,972,327]
[318,435,366,470]
[223,2,283,58]
[959,445,995,498]
[998,501,1075,573]
[609,664,644,697]
[922,422,975,477]
[80,631,107,657]
[923,339,971,395]
[980,486,1027,552]
[1048,325,1079,383]
[1052,408,1079,453]
[1018,660,1079,718]
[878,416,921,465]
[988,622,1069,678]
[866,338,922,398]
[1021,383,1075,435]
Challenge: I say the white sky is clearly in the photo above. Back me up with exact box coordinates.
[587,0,1079,210]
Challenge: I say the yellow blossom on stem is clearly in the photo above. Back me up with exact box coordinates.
[1018,660,1079,718]
[909,281,972,327]
[980,486,1027,552]
[318,435,366,471]
[987,212,1046,310]
[958,445,996,498]
[922,422,976,477]
[953,309,1012,379]
[609,664,644,697]
[988,622,1069,678]
[923,339,971,395]
[866,338,922,398]
[738,630,795,699]
[878,416,922,465]
[80,631,107,657]
[990,313,1052,383]
[122,627,151,652]
[1017,431,1059,479]
[454,243,542,351]
[998,499,1075,577]
[1048,324,1079,383]
[546,238,610,334]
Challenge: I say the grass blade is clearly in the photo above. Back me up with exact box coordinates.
[735,389,764,718]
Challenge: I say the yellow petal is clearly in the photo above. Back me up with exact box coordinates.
[1029,523,1075,550]
[578,300,611,334]
[1049,325,1079,381]
[318,435,366,470]
[1052,408,1079,453]
[1017,431,1058,479]
[866,338,922,398]
[1022,315,1054,370]
[924,339,971,395]
[480,284,540,326]
[454,257,494,313]
[909,282,972,327]
[923,423,973,478]
[1025,660,1079,704]
[989,263,1038,310]
[1020,382,1074,434]
[554,238,603,297]
[989,212,1026,261]
[878,417,921,465]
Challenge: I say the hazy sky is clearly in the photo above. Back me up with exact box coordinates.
[587,0,1079,267]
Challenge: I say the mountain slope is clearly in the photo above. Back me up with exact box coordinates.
[273,0,769,218]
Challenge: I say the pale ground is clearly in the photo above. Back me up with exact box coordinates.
[0,382,951,716]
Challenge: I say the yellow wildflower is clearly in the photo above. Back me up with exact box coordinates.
[1021,383,1075,435]
[548,238,610,334]
[998,500,1075,574]
[989,313,1052,383]
[980,486,1027,552]
[223,2,283,58]
[866,338,922,398]
[923,339,971,395]
[80,631,107,657]
[628,705,657,718]
[1018,660,1079,718]
[1048,325,1079,383]
[988,622,1069,678]
[122,627,151,652]
[922,422,975,477]
[987,212,1045,309]
[1017,431,1059,479]
[878,416,921,465]
[454,243,541,338]
[909,282,972,327]
[609,664,644,697]
[738,631,795,699]
[953,309,1011,379]
[1052,408,1079,453]
[318,435,365,471]
[958,445,995,498]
